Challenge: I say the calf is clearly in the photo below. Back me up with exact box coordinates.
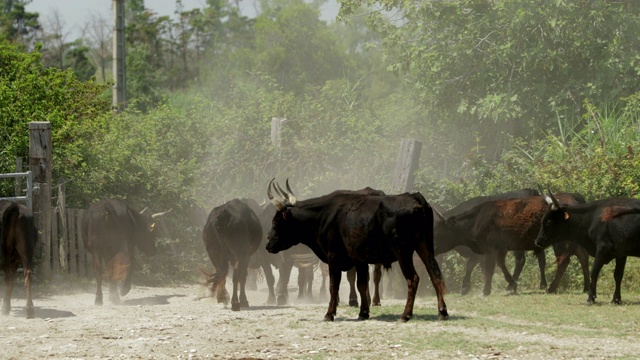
[536,193,640,304]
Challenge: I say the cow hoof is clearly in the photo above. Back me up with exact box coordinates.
[357,311,369,321]
[586,298,596,306]
[400,315,411,323]
[323,315,334,322]
[266,296,276,306]
[95,298,103,306]
[460,287,471,296]
[612,298,621,305]
[1,307,9,316]
[348,300,358,307]
[26,308,35,319]
[277,296,287,306]
[231,303,241,311]
[439,309,449,320]
[240,301,249,308]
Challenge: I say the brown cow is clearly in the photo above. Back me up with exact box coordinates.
[0,201,36,318]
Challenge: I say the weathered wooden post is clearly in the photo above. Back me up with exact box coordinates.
[387,138,423,298]
[270,117,287,147]
[29,121,52,278]
[56,178,67,273]
[391,139,423,193]
[112,0,126,111]
[14,157,22,196]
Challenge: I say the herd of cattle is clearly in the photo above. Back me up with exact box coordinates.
[2,179,640,321]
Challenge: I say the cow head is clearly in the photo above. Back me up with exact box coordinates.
[265,178,300,253]
[535,189,569,248]
[136,207,172,256]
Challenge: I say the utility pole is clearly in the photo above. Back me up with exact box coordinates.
[112,0,126,111]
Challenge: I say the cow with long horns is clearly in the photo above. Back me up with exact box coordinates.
[82,199,171,305]
[536,191,640,305]
[265,179,448,322]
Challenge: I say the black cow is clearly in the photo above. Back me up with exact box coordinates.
[83,199,171,305]
[254,202,320,305]
[265,180,448,322]
[536,193,640,305]
[434,192,589,295]
[0,201,36,318]
[203,198,262,311]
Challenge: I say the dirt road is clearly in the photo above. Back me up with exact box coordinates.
[1,280,639,359]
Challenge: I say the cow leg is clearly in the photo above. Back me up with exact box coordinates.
[576,246,591,294]
[482,252,497,296]
[16,238,34,319]
[372,264,382,306]
[120,244,134,297]
[355,264,370,320]
[416,244,448,321]
[319,263,328,298]
[547,243,573,294]
[276,259,293,305]
[397,253,420,322]
[234,261,250,310]
[611,256,627,304]
[262,262,276,305]
[460,254,479,295]
[502,251,520,293]
[1,265,15,316]
[93,255,104,306]
[23,269,34,319]
[346,267,358,307]
[306,266,315,300]
[296,266,306,301]
[535,250,547,290]
[109,280,120,304]
[587,253,607,305]
[324,264,342,321]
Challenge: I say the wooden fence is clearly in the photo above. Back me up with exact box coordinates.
[48,207,93,277]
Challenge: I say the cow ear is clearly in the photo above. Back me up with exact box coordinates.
[564,212,570,220]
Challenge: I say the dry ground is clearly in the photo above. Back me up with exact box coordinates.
[1,274,639,359]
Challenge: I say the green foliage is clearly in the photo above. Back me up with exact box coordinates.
[0,0,40,47]
[338,0,640,164]
[0,44,110,198]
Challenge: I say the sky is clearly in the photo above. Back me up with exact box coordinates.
[27,0,340,40]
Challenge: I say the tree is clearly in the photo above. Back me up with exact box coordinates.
[83,12,111,82]
[65,41,96,81]
[338,0,640,162]
[40,9,70,69]
[0,44,110,200]
[254,0,347,93]
[0,0,40,47]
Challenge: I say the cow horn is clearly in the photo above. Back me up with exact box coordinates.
[276,181,292,205]
[546,185,561,210]
[285,178,297,205]
[267,178,285,210]
[139,207,149,214]
[151,208,173,219]
[432,206,446,222]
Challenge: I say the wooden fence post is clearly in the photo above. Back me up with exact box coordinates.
[29,122,52,279]
[14,157,22,196]
[391,139,422,193]
[271,117,287,147]
[68,208,77,274]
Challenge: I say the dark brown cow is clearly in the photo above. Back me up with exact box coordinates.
[203,198,262,311]
[83,199,171,305]
[434,193,588,295]
[266,180,447,322]
[0,201,36,318]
